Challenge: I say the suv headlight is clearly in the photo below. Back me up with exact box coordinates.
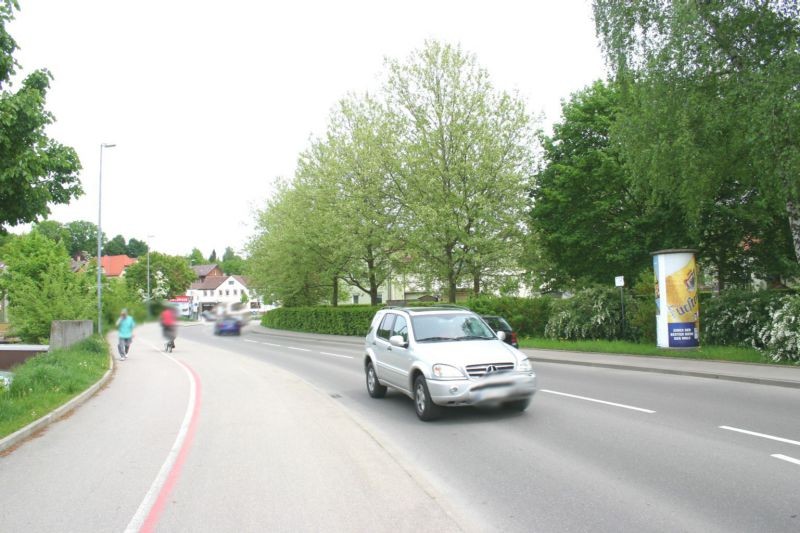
[517,358,532,372]
[432,364,465,379]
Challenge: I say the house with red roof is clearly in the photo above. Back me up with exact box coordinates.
[100,255,138,278]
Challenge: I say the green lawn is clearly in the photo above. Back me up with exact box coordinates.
[0,336,110,439]
[518,337,773,364]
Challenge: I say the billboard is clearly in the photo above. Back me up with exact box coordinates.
[652,250,700,348]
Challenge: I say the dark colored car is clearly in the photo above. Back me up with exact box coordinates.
[481,315,518,348]
[214,316,241,336]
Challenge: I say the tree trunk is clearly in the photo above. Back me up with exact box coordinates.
[787,198,800,264]
[473,273,480,296]
[367,255,379,306]
[331,277,339,307]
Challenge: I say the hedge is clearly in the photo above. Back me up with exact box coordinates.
[261,305,382,336]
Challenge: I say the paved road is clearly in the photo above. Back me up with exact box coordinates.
[2,322,799,532]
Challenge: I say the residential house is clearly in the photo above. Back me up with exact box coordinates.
[187,275,259,313]
[191,264,224,283]
[100,255,137,278]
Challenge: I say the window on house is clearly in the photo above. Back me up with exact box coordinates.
[353,295,359,304]
[376,294,383,304]
[234,289,238,295]
[226,290,230,296]
[228,280,234,285]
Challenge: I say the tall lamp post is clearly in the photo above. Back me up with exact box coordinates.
[146,234,155,317]
[97,142,116,336]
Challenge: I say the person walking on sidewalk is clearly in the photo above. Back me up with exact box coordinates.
[116,308,136,360]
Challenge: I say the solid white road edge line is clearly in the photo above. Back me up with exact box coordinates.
[319,351,354,359]
[719,426,800,447]
[772,454,800,466]
[287,346,312,352]
[124,341,198,533]
[541,389,655,413]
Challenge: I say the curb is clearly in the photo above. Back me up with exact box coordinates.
[0,352,115,455]
[530,356,800,389]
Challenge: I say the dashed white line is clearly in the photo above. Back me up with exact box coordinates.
[261,342,282,347]
[320,351,354,359]
[772,454,800,466]
[541,389,655,413]
[244,339,259,344]
[287,347,312,352]
[719,426,800,447]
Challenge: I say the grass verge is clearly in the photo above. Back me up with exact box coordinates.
[518,337,772,364]
[0,336,110,439]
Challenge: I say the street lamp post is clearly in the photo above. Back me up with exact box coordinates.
[97,143,116,336]
[146,235,154,317]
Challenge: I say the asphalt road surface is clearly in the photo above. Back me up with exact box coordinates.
[1,321,799,532]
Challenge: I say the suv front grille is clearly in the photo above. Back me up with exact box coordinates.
[466,362,515,378]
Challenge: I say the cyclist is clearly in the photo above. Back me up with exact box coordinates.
[160,305,178,352]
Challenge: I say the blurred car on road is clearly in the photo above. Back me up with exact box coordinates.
[481,315,519,348]
[364,306,536,421]
[214,316,242,336]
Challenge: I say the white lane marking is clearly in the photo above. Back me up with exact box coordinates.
[244,339,259,344]
[541,389,655,414]
[320,351,354,359]
[719,426,800,447]
[126,341,199,532]
[772,454,800,466]
[287,346,312,352]
[261,342,282,347]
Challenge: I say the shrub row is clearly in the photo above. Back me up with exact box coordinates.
[260,288,799,363]
[261,305,382,336]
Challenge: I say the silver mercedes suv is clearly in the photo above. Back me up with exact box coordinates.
[364,307,537,421]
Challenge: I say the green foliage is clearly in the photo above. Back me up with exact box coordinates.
[544,286,638,341]
[759,295,800,364]
[123,251,194,300]
[125,238,147,258]
[701,289,780,348]
[102,277,146,329]
[187,248,205,265]
[262,305,382,336]
[0,1,82,231]
[220,246,246,275]
[593,0,800,276]
[0,335,109,438]
[465,295,554,338]
[1,232,94,342]
[529,80,687,289]
[104,234,127,256]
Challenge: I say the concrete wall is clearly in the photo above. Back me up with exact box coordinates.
[49,320,93,351]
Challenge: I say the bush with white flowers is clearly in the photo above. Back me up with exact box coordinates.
[758,295,800,364]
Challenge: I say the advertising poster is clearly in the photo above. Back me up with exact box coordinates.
[652,250,700,348]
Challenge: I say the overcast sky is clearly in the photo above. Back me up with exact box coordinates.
[8,0,607,258]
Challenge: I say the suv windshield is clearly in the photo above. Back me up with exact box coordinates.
[412,313,495,342]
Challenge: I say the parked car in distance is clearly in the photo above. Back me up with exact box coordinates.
[481,315,519,348]
[214,316,242,336]
[364,307,537,421]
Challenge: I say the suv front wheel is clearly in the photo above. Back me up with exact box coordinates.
[414,375,442,421]
[366,361,387,398]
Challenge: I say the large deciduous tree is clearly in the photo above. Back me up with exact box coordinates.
[123,252,195,300]
[297,94,403,305]
[530,80,689,288]
[0,1,82,231]
[593,0,800,275]
[385,40,536,301]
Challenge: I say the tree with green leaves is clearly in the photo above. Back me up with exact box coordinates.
[248,182,344,306]
[187,248,206,266]
[65,220,102,258]
[31,220,70,249]
[208,249,217,263]
[296,94,403,305]
[104,234,127,256]
[384,40,536,301]
[220,246,246,275]
[593,0,800,280]
[123,252,195,301]
[0,232,94,342]
[529,80,690,289]
[126,238,147,258]
[0,1,82,232]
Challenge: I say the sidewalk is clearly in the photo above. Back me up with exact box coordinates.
[523,348,800,389]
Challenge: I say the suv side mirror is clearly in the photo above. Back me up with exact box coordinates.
[496,330,507,341]
[389,335,407,348]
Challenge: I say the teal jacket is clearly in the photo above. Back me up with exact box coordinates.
[117,316,135,339]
